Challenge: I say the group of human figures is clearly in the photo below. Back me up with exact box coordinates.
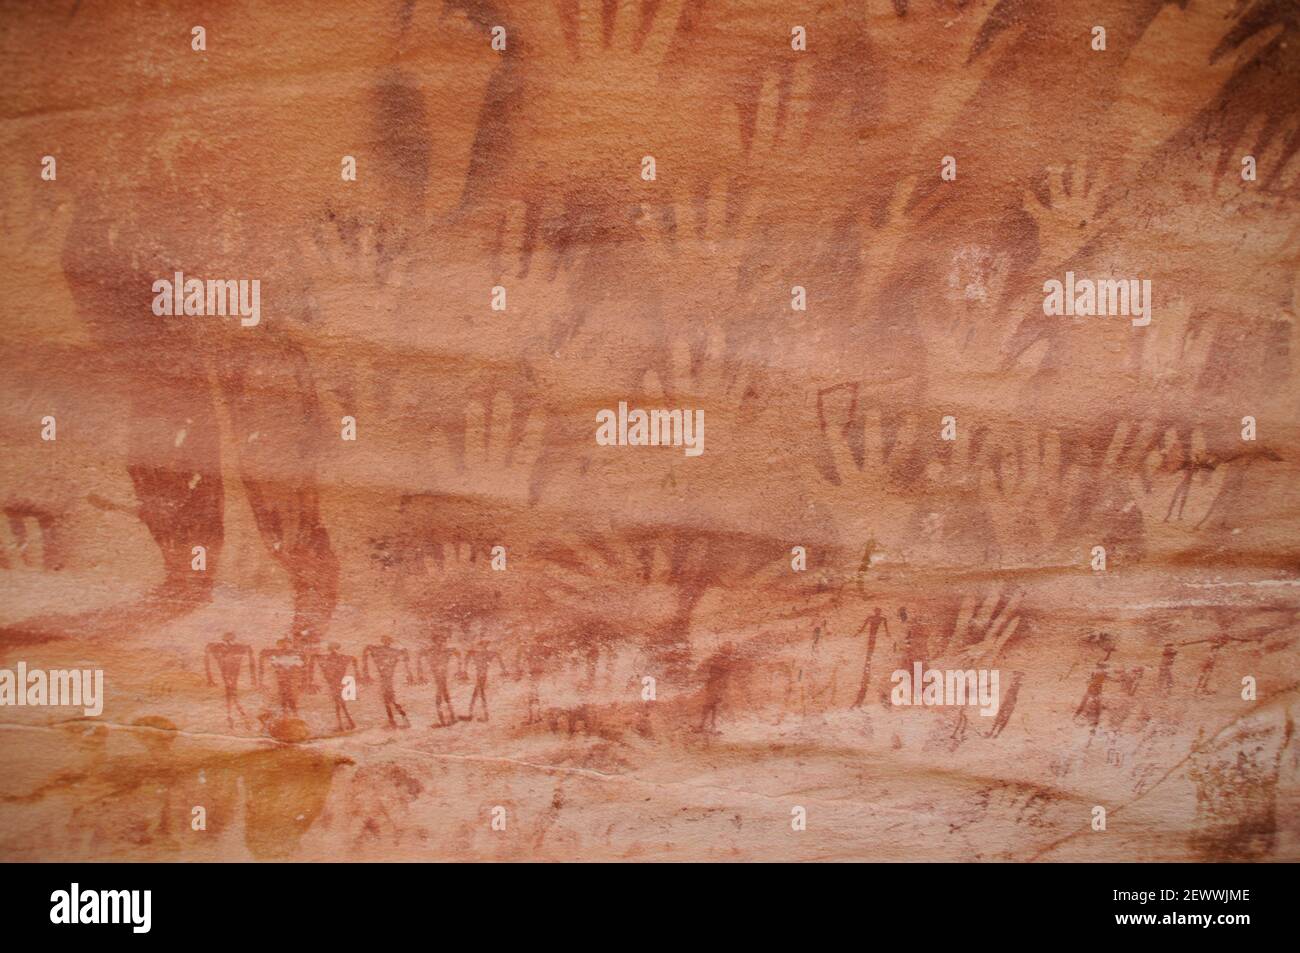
[204,631,508,733]
[841,604,1238,752]
[842,605,1023,744]
[848,606,928,709]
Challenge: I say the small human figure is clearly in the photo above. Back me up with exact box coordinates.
[1075,659,1107,730]
[579,639,602,691]
[464,639,508,722]
[851,607,890,708]
[898,607,928,666]
[699,641,743,733]
[362,636,413,728]
[309,642,358,731]
[259,638,307,717]
[985,671,1023,739]
[949,706,970,748]
[416,636,461,728]
[1158,642,1177,690]
[520,640,548,725]
[1072,632,1116,746]
[205,632,256,727]
[1197,633,1230,694]
[1167,451,1217,522]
